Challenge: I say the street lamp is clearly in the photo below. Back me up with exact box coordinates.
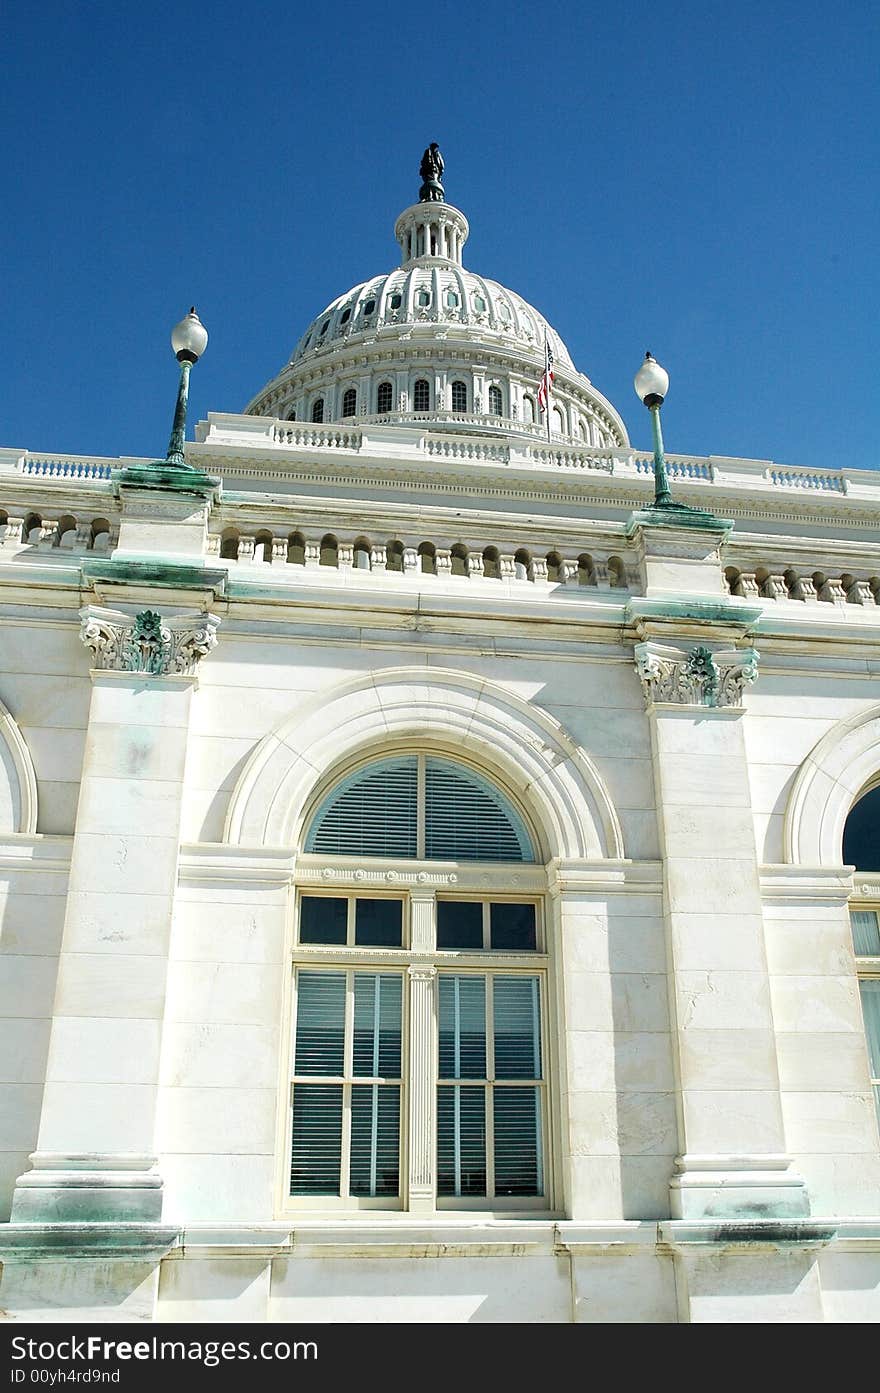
[633,351,673,508]
[164,308,208,469]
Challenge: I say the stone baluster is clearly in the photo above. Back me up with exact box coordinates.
[593,560,610,587]
[854,580,876,605]
[761,574,788,600]
[305,543,320,568]
[562,558,579,584]
[370,545,387,572]
[499,554,515,579]
[435,549,452,575]
[205,535,221,556]
[39,524,58,546]
[824,578,847,604]
[467,553,484,578]
[271,538,288,563]
[3,517,24,545]
[403,547,419,573]
[237,536,255,562]
[338,543,354,570]
[531,557,548,582]
[798,576,818,600]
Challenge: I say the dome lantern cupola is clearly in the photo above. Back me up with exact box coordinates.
[395,143,468,266]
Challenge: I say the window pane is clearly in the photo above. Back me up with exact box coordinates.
[437,1085,486,1196]
[843,788,880,871]
[494,977,542,1080]
[852,910,880,957]
[861,980,880,1079]
[425,758,534,862]
[493,1087,543,1196]
[290,1083,343,1194]
[437,900,483,950]
[294,972,346,1075]
[305,756,418,857]
[438,975,486,1078]
[355,898,403,947]
[300,895,347,945]
[350,1085,400,1197]
[353,973,402,1077]
[490,902,537,951]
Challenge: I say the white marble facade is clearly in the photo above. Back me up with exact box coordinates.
[0,182,879,1323]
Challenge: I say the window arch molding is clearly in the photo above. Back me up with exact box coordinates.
[0,695,38,835]
[784,704,880,865]
[224,667,624,860]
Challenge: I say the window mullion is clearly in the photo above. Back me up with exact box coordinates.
[417,754,426,858]
[486,974,496,1200]
[341,971,354,1198]
[407,963,437,1214]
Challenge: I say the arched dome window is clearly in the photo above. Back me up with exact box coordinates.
[488,384,503,416]
[342,387,357,417]
[304,754,535,862]
[413,379,430,412]
[311,398,324,424]
[451,381,467,413]
[445,289,460,309]
[376,381,393,413]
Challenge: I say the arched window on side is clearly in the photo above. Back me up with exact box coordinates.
[311,398,324,424]
[488,384,503,416]
[522,395,536,424]
[451,380,467,413]
[305,755,535,862]
[377,381,393,414]
[845,785,880,1124]
[342,387,357,417]
[292,754,545,1211]
[413,379,430,412]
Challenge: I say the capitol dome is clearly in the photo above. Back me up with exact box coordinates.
[246,153,629,449]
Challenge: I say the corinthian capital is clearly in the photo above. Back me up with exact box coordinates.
[634,640,759,709]
[80,605,220,677]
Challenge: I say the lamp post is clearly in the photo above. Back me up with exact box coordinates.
[164,308,208,469]
[633,351,673,508]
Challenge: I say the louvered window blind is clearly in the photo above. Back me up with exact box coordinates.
[291,971,402,1197]
[305,755,534,862]
[852,910,880,957]
[861,980,880,1125]
[437,974,544,1199]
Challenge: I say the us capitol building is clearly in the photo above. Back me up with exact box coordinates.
[1,149,878,1324]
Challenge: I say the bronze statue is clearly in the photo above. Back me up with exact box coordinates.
[419,143,445,202]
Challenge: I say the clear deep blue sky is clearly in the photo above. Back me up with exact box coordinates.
[2,0,877,470]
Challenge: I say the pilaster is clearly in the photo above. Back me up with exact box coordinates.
[11,603,219,1222]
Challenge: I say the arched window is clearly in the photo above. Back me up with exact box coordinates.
[353,538,371,571]
[287,409,297,422]
[451,380,467,412]
[552,407,564,435]
[305,755,534,862]
[386,540,405,573]
[488,384,503,416]
[522,395,536,424]
[342,387,357,417]
[376,381,393,413]
[845,787,880,1124]
[311,398,324,424]
[319,534,338,567]
[514,548,532,582]
[287,531,306,565]
[413,379,430,412]
[291,754,545,1209]
[418,541,436,575]
[254,529,273,563]
[220,529,239,561]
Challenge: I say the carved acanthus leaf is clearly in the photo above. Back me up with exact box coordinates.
[635,641,759,708]
[80,606,220,676]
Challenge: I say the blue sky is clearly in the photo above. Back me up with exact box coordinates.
[2,0,877,470]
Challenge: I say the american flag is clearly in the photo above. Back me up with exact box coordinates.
[537,340,555,412]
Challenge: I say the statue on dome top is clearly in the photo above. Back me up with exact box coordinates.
[419,143,445,202]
